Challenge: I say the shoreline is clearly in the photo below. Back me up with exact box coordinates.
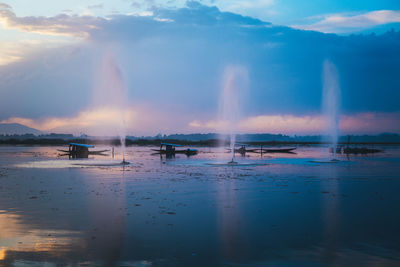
[1,138,400,147]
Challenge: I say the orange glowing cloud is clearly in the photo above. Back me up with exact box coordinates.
[2,107,137,136]
[188,112,400,134]
[2,110,399,136]
[2,106,192,136]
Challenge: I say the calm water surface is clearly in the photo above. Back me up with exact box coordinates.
[0,145,399,266]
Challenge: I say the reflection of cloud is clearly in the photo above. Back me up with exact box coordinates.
[293,10,400,33]
[0,212,85,261]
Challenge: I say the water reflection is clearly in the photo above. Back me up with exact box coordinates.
[216,167,250,262]
[320,164,340,264]
[0,211,85,264]
[0,169,127,266]
[0,145,399,265]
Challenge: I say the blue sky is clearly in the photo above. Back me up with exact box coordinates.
[0,1,399,135]
[2,0,400,32]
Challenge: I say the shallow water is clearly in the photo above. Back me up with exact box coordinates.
[0,145,399,266]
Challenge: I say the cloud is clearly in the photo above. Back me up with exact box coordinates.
[217,0,275,13]
[0,2,399,135]
[88,4,104,10]
[2,107,146,136]
[0,38,75,65]
[0,4,104,38]
[293,10,400,33]
[1,105,195,136]
[0,42,23,65]
[152,1,269,26]
[188,112,400,135]
[0,2,10,9]
[4,111,399,136]
[131,0,156,9]
[210,0,277,21]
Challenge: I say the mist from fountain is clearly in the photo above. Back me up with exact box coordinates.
[95,52,129,164]
[219,65,248,163]
[322,60,341,159]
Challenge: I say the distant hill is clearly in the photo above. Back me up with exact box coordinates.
[129,133,400,143]
[0,123,42,135]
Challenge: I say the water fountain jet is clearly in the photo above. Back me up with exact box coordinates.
[322,59,341,161]
[219,65,248,164]
[95,52,130,165]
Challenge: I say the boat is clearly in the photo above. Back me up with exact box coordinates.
[226,143,258,155]
[329,146,343,154]
[151,143,198,156]
[341,136,382,155]
[58,143,109,158]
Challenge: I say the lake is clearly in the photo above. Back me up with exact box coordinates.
[0,145,399,266]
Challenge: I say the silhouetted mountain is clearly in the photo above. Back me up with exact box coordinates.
[0,123,42,135]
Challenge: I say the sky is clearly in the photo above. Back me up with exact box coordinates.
[0,0,399,136]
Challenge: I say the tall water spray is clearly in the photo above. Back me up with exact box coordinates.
[219,66,248,163]
[97,52,129,163]
[322,60,341,158]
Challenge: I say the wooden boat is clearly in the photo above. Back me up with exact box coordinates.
[58,143,109,158]
[226,143,263,155]
[151,143,198,156]
[341,135,382,155]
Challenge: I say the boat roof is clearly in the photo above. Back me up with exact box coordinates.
[235,142,247,146]
[69,143,94,148]
[161,143,183,147]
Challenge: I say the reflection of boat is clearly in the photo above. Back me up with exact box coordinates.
[227,144,297,155]
[341,136,382,155]
[151,143,198,156]
[261,147,296,153]
[343,147,382,155]
[58,143,109,158]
